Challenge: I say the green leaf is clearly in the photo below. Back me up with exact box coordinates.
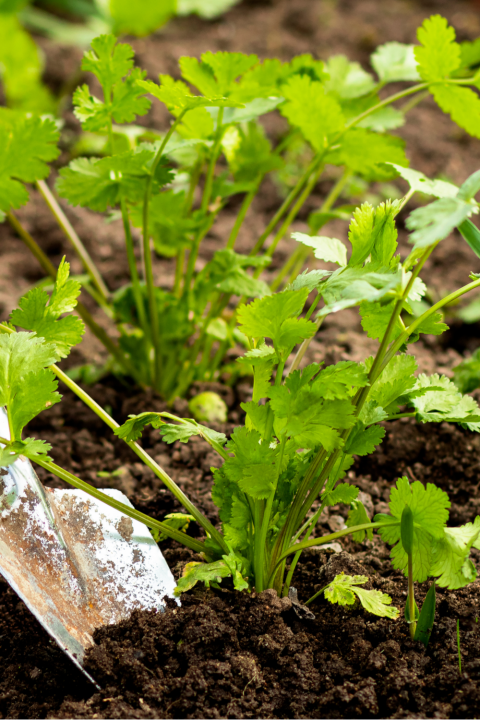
[237,288,316,355]
[319,263,401,316]
[313,361,369,400]
[152,512,194,543]
[323,483,359,506]
[347,200,399,266]
[56,150,173,212]
[460,38,480,69]
[289,269,331,292]
[137,75,241,113]
[324,573,399,619]
[178,0,240,19]
[10,257,84,359]
[324,55,376,99]
[327,129,408,182]
[405,373,480,424]
[453,348,480,393]
[377,476,450,582]
[0,112,59,212]
[371,42,420,82]
[194,248,271,302]
[223,427,278,500]
[180,51,258,98]
[0,333,60,442]
[414,15,460,82]
[407,312,448,343]
[360,299,402,343]
[364,354,418,415]
[414,582,436,647]
[114,412,163,441]
[82,35,134,96]
[430,517,480,589]
[347,500,373,542]
[292,233,347,266]
[388,163,458,198]
[457,170,480,202]
[345,423,386,456]
[174,559,231,595]
[431,84,480,139]
[0,437,53,468]
[280,74,344,151]
[406,196,478,248]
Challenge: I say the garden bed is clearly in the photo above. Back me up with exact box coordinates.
[2,0,480,718]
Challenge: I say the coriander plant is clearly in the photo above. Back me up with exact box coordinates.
[3,15,480,400]
[2,168,480,628]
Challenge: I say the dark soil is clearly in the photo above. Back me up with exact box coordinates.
[2,0,480,717]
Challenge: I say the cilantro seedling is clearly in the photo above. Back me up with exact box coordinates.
[5,16,480,400]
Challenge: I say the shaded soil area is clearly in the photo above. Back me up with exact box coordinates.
[2,0,480,717]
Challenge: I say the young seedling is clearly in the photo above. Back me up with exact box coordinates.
[401,504,418,638]
[4,16,480,401]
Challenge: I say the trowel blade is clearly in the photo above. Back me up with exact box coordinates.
[0,408,177,683]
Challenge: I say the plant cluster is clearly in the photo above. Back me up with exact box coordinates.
[2,15,480,641]
[3,16,480,400]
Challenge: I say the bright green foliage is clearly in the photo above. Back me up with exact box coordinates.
[326,129,408,182]
[151,512,194,542]
[292,233,347,266]
[371,42,420,82]
[323,573,399,619]
[280,75,344,151]
[0,332,60,464]
[347,499,374,542]
[407,197,478,248]
[108,0,175,36]
[10,258,85,359]
[113,410,227,449]
[388,163,458,198]
[179,51,258,98]
[323,56,376,99]
[56,150,173,211]
[430,518,480,589]
[74,35,151,132]
[432,85,480,139]
[137,75,243,113]
[415,15,460,82]
[0,111,59,212]
[347,201,399,266]
[405,373,480,425]
[323,483,359,506]
[453,348,480,393]
[175,551,248,595]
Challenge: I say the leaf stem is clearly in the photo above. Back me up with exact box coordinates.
[36,179,110,302]
[408,554,416,639]
[120,198,148,334]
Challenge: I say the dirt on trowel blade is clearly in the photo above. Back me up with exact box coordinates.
[0,408,177,683]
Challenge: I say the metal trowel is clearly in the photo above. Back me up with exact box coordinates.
[0,408,177,684]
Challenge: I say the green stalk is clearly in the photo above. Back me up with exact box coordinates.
[120,198,148,334]
[249,154,322,257]
[253,502,264,590]
[407,554,416,639]
[174,249,185,297]
[28,454,206,554]
[5,213,142,384]
[266,521,387,587]
[226,177,261,250]
[287,316,323,376]
[182,211,218,297]
[272,168,352,290]
[142,111,187,388]
[36,180,110,303]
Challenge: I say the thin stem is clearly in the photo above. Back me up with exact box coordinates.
[46,361,229,553]
[174,249,185,297]
[201,107,225,214]
[142,111,187,388]
[408,554,416,639]
[5,212,141,384]
[29,454,206,554]
[36,180,109,302]
[226,178,261,250]
[120,198,148,334]
[249,154,321,257]
[287,316,323,375]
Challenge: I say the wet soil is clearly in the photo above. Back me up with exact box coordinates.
[2,0,480,717]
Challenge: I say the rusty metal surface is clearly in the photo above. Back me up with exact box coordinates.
[0,409,177,683]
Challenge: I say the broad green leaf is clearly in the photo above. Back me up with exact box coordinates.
[345,423,386,456]
[371,42,420,82]
[0,112,59,212]
[223,427,278,500]
[10,257,84,359]
[180,51,258,98]
[137,75,242,113]
[388,163,458,198]
[313,361,369,400]
[360,299,402,342]
[347,500,373,542]
[74,69,151,131]
[82,35,134,96]
[292,232,347,266]
[56,150,173,212]
[0,333,60,442]
[376,476,450,582]
[177,0,240,19]
[153,512,194,543]
[407,312,448,343]
[114,412,164,441]
[432,84,480,139]
[364,353,417,414]
[324,55,376,99]
[460,38,480,69]
[406,196,478,248]
[457,170,480,202]
[280,74,344,151]
[289,269,331,292]
[174,559,231,595]
[324,573,399,619]
[430,517,480,589]
[327,129,408,182]
[405,373,480,425]
[319,263,401,316]
[414,15,460,82]
[323,483,359,506]
[194,248,271,302]
[160,421,227,447]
